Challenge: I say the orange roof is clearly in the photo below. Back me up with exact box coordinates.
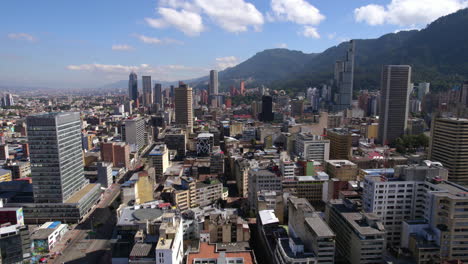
[187,243,254,264]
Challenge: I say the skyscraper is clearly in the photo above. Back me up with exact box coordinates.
[209,70,218,107]
[259,95,274,122]
[26,112,87,203]
[378,65,411,145]
[333,40,355,112]
[153,83,163,109]
[128,72,138,101]
[142,76,152,106]
[429,117,468,185]
[124,117,146,153]
[175,84,193,131]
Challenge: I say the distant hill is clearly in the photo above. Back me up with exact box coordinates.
[216,8,468,93]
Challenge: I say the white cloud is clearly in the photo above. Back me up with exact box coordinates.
[276,43,288,48]
[301,26,320,39]
[7,33,37,42]
[134,34,184,45]
[112,44,134,51]
[195,0,264,32]
[145,7,204,36]
[215,56,239,70]
[66,63,208,82]
[354,0,468,26]
[270,0,325,25]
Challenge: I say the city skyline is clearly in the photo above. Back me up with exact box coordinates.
[2,0,467,89]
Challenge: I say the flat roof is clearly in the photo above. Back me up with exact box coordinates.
[187,243,255,264]
[65,183,99,204]
[305,216,334,238]
[259,210,279,225]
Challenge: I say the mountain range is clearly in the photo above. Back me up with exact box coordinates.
[104,8,468,94]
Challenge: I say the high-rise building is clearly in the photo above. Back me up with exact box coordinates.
[0,145,8,160]
[209,70,218,107]
[333,40,355,112]
[429,117,468,185]
[259,95,274,122]
[174,84,193,131]
[1,93,14,107]
[415,82,430,101]
[27,112,87,203]
[378,65,411,145]
[124,117,146,153]
[142,76,152,106]
[128,72,138,101]
[153,83,163,109]
[148,143,170,182]
[460,81,468,107]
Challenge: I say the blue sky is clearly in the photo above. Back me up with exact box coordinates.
[1,0,467,89]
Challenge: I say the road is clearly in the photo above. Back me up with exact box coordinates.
[49,184,121,264]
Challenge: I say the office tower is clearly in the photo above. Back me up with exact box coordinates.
[378,65,411,145]
[259,95,274,122]
[142,76,152,106]
[196,133,214,156]
[128,72,138,101]
[327,128,352,160]
[325,160,358,181]
[153,83,163,109]
[295,133,330,162]
[248,169,282,209]
[429,117,468,185]
[26,112,87,203]
[175,84,193,131]
[124,117,146,153]
[326,200,386,264]
[209,70,218,107]
[163,128,187,159]
[333,40,355,112]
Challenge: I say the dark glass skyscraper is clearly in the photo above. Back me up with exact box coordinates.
[333,40,355,112]
[378,65,411,145]
[259,95,274,122]
[27,112,87,203]
[153,83,162,108]
[128,72,138,101]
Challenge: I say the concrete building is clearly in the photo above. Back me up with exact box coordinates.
[429,117,468,185]
[148,143,170,182]
[142,76,153,106]
[327,128,352,160]
[97,162,113,188]
[0,145,8,160]
[125,117,146,153]
[283,173,329,208]
[205,212,250,243]
[326,199,386,264]
[196,133,214,156]
[155,213,184,264]
[288,196,336,263]
[175,84,193,131]
[0,169,12,183]
[0,223,30,263]
[163,127,187,159]
[31,221,69,253]
[378,65,411,145]
[187,242,256,264]
[325,160,358,181]
[362,162,448,247]
[248,169,282,210]
[172,178,223,211]
[295,133,330,162]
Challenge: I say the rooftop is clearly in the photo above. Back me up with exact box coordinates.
[187,242,255,264]
[259,210,279,226]
[65,183,99,204]
[130,243,154,258]
[148,144,167,156]
[305,216,335,238]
